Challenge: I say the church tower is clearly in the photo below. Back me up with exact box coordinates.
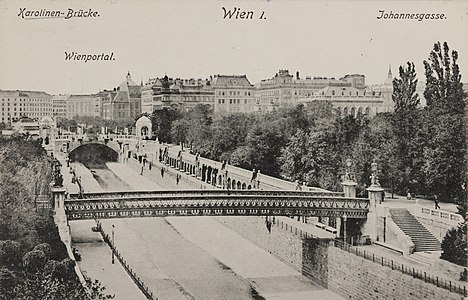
[384,64,393,86]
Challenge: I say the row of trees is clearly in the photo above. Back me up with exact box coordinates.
[0,135,113,299]
[148,42,466,266]
[150,44,465,205]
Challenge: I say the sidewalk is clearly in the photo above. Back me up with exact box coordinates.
[352,243,465,285]
[124,156,216,190]
[70,220,147,300]
[383,193,458,213]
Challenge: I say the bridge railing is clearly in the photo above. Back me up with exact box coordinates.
[67,189,346,200]
[64,195,370,221]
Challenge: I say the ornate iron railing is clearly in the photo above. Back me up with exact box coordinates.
[64,194,369,220]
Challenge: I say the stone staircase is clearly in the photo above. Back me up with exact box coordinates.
[389,208,441,252]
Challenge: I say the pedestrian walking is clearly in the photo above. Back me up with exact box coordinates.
[176,174,180,185]
[161,167,165,178]
[140,165,144,175]
[295,180,302,191]
[435,197,440,209]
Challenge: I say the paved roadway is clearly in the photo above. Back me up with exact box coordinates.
[69,162,344,300]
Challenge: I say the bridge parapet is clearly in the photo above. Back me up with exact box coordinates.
[68,189,345,200]
[64,191,369,220]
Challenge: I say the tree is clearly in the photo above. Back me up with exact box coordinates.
[171,119,190,148]
[423,42,466,203]
[440,223,467,266]
[423,42,465,112]
[231,123,284,177]
[0,267,17,299]
[22,250,48,274]
[151,107,182,143]
[0,240,22,269]
[207,113,256,161]
[392,62,420,112]
[184,104,214,156]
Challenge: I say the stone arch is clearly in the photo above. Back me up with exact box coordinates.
[236,181,241,189]
[201,164,207,182]
[69,143,118,165]
[207,166,213,184]
[241,183,247,190]
[365,107,370,115]
[357,107,363,116]
[136,116,152,139]
[350,107,355,117]
[344,107,349,116]
[231,179,236,190]
[247,185,252,190]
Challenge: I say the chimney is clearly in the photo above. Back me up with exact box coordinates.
[296,71,300,80]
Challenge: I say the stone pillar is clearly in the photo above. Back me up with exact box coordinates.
[52,186,67,224]
[342,180,357,198]
[335,216,342,238]
[362,184,384,241]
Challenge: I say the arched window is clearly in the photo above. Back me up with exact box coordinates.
[344,107,349,115]
[365,107,370,115]
[350,107,355,116]
[332,90,335,96]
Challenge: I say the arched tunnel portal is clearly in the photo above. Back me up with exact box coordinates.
[69,143,119,166]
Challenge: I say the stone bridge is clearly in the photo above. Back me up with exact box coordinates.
[54,134,138,161]
[63,190,369,220]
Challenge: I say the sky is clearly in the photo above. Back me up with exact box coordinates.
[0,0,467,95]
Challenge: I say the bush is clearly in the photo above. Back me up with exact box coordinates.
[440,222,467,266]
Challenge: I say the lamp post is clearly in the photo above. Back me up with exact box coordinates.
[343,214,348,243]
[112,224,115,264]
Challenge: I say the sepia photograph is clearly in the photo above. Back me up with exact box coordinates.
[0,0,467,299]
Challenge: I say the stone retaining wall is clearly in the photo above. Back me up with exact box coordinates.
[218,215,465,300]
[215,216,303,271]
[324,246,462,300]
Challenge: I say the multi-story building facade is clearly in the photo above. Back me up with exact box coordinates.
[366,66,394,112]
[0,90,53,124]
[66,94,100,119]
[24,91,53,120]
[52,95,69,121]
[254,70,366,113]
[212,75,255,114]
[101,72,141,120]
[299,85,386,117]
[141,76,214,113]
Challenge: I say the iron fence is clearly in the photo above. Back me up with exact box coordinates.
[271,217,467,297]
[96,221,158,300]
